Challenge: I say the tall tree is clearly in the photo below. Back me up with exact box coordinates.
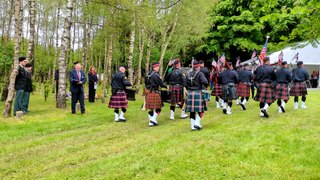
[4,0,23,117]
[26,0,36,65]
[56,0,74,108]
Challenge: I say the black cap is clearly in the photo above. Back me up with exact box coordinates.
[243,63,249,67]
[174,58,180,65]
[297,61,303,66]
[119,65,127,69]
[25,63,32,68]
[73,61,79,65]
[281,61,287,66]
[198,60,204,64]
[19,57,26,62]
[263,57,270,63]
[193,60,200,66]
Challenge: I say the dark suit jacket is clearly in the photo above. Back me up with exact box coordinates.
[15,65,27,90]
[69,70,87,93]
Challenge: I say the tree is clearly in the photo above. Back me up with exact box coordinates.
[4,0,23,117]
[56,0,74,109]
[26,0,36,64]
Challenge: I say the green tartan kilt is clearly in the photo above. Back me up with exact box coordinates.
[185,90,207,112]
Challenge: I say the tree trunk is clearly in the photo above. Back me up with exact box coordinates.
[134,27,145,88]
[145,32,154,76]
[106,34,113,85]
[26,0,36,65]
[159,10,179,77]
[82,0,90,72]
[101,38,108,103]
[127,15,136,84]
[52,0,61,93]
[4,0,23,117]
[56,0,74,109]
[5,0,14,42]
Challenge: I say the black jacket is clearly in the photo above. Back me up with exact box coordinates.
[15,65,27,91]
[111,71,132,90]
[219,69,238,85]
[146,71,166,90]
[187,69,208,90]
[69,70,87,93]
[165,68,186,86]
[25,70,33,93]
[276,67,292,84]
[254,64,276,83]
[238,69,253,83]
[88,72,98,86]
[292,67,309,82]
[200,67,210,83]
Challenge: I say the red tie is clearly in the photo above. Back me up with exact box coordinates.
[78,71,81,80]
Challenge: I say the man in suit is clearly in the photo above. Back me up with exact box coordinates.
[22,63,33,113]
[14,57,28,116]
[69,62,86,114]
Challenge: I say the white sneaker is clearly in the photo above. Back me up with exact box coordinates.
[216,101,220,109]
[226,106,232,114]
[194,113,202,130]
[150,112,158,126]
[148,114,154,127]
[170,110,175,120]
[190,118,196,131]
[294,102,298,109]
[301,102,307,109]
[236,99,239,105]
[278,106,283,113]
[260,110,264,117]
[180,110,188,119]
[114,113,120,122]
[242,99,247,105]
[119,111,126,122]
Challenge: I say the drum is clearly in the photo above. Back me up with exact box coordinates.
[125,89,136,101]
[161,90,171,103]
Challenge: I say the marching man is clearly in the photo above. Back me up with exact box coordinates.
[236,63,253,110]
[275,61,291,113]
[108,66,132,122]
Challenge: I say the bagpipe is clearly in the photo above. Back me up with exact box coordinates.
[125,88,137,101]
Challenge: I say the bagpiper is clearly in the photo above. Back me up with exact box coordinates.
[211,67,224,108]
[219,62,238,114]
[165,58,188,120]
[289,61,309,109]
[236,63,253,110]
[108,66,132,122]
[254,57,277,118]
[145,62,167,127]
[275,61,292,113]
[185,61,208,130]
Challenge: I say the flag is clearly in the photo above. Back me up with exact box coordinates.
[211,58,217,67]
[259,37,269,66]
[292,52,299,62]
[218,53,226,66]
[251,49,257,60]
[277,51,283,66]
[235,57,241,67]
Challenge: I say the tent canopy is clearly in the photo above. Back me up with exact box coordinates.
[269,43,320,65]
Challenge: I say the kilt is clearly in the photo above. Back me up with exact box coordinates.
[236,82,250,97]
[211,84,222,96]
[146,91,163,109]
[169,85,183,104]
[254,82,275,103]
[108,91,128,108]
[275,83,290,101]
[289,82,308,97]
[185,90,207,112]
[222,83,238,101]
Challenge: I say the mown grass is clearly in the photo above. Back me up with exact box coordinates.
[0,90,319,179]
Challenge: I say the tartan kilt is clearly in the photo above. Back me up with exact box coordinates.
[289,82,308,97]
[186,90,207,112]
[275,83,290,101]
[254,82,275,103]
[146,91,163,109]
[222,84,238,101]
[236,82,250,97]
[169,85,183,104]
[211,84,222,96]
[108,91,128,108]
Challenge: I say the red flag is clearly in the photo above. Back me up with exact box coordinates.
[251,49,257,60]
[235,57,241,67]
[277,51,283,66]
[259,37,269,65]
[292,52,299,62]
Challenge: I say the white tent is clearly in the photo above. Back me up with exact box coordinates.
[268,43,320,88]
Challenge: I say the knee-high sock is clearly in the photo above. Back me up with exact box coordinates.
[190,112,196,119]
[121,108,126,113]
[302,96,306,102]
[228,101,233,108]
[294,96,298,102]
[170,105,175,112]
[114,108,119,114]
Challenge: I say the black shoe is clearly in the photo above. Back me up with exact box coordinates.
[240,104,246,110]
[119,118,127,122]
[194,125,203,130]
[280,106,285,113]
[150,121,158,126]
[223,109,227,114]
[261,109,269,118]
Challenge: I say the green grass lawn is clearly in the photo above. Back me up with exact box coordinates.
[0,90,320,179]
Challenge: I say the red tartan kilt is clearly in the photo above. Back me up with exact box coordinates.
[211,84,222,96]
[146,91,163,109]
[254,82,275,103]
[275,83,290,101]
[290,82,308,96]
[108,91,128,108]
[169,85,183,104]
[236,82,250,97]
